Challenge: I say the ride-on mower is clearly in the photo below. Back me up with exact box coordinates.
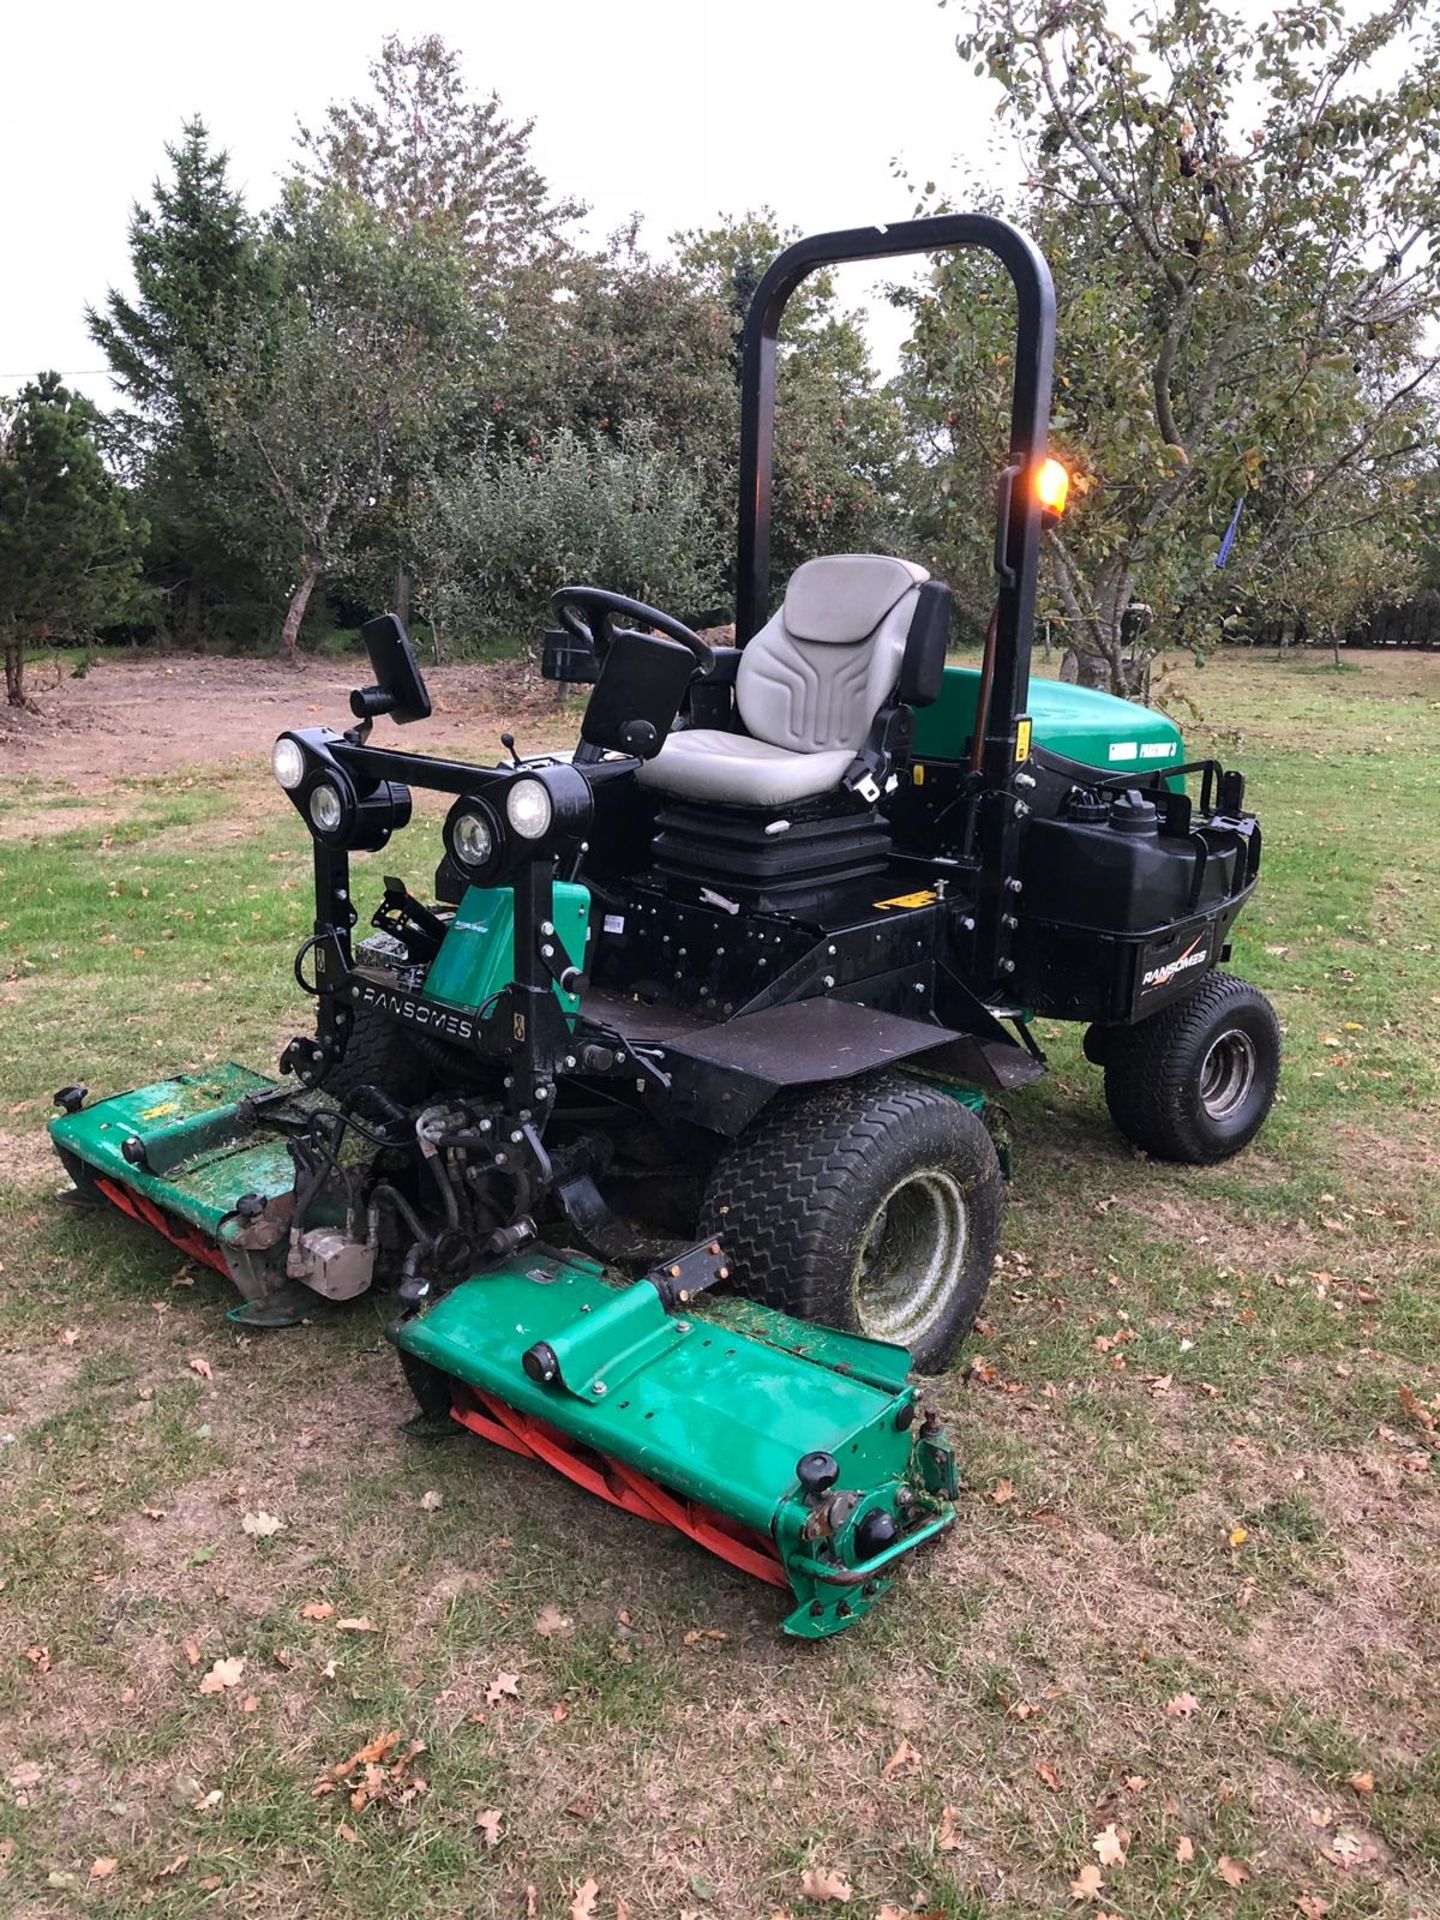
[50,216,1279,1636]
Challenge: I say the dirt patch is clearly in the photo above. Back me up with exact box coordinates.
[0,1127,53,1190]
[1,653,577,788]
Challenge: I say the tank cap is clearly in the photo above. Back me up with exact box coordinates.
[1108,788,1159,835]
[1064,786,1109,824]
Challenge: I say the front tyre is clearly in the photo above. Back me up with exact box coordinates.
[1101,971,1280,1165]
[701,1071,1004,1375]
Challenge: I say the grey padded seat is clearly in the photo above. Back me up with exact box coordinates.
[636,554,929,808]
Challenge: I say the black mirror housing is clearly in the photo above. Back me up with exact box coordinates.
[351,614,433,725]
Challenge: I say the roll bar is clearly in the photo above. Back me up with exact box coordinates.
[735,215,1056,790]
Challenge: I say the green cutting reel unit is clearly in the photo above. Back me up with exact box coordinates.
[50,216,1278,1636]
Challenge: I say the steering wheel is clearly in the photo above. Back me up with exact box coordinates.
[551,586,714,672]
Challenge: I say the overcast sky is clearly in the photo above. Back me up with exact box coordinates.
[0,0,1015,408]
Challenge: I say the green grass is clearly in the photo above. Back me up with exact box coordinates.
[0,648,1436,1918]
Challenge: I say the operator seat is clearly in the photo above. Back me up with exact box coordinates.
[635,555,948,809]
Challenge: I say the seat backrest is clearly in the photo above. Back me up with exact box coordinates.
[735,555,929,754]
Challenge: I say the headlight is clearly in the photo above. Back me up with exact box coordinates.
[506,778,554,840]
[272,737,306,790]
[308,781,345,833]
[453,807,495,868]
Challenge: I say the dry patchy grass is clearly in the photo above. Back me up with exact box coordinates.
[0,647,1437,1919]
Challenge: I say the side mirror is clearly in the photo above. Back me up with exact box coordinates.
[350,614,433,726]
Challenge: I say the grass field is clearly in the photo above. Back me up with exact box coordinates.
[1,648,1437,1920]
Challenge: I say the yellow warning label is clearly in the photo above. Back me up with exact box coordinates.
[912,763,926,786]
[874,889,939,911]
[1015,717,1033,762]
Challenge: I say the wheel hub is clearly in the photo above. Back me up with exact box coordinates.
[853,1168,969,1346]
[1198,1028,1257,1122]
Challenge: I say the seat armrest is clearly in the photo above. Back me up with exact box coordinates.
[684,647,741,729]
[897,582,951,707]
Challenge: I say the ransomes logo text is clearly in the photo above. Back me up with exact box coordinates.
[360,982,475,1042]
[1141,935,1210,993]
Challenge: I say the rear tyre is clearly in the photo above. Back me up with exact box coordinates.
[1102,971,1280,1165]
[317,1004,434,1107]
[701,1071,1003,1374]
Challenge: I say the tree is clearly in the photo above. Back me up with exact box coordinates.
[297,34,582,283]
[925,0,1440,691]
[410,419,727,656]
[198,181,482,658]
[0,377,146,706]
[89,120,278,643]
[517,213,914,602]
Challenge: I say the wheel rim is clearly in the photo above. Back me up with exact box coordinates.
[1198,1027,1257,1123]
[852,1168,969,1347]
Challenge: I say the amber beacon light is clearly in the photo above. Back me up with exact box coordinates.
[1035,456,1070,516]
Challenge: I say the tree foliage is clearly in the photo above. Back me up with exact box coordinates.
[0,377,145,705]
[198,181,483,659]
[924,0,1440,690]
[89,120,278,641]
[411,420,726,655]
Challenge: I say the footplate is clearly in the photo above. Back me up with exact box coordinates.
[392,1251,958,1638]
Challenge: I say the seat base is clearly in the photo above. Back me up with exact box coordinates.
[650,795,893,917]
[636,729,856,807]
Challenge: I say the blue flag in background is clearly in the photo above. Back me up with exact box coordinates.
[1216,496,1244,570]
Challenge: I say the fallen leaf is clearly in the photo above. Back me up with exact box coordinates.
[799,1865,853,1902]
[1347,1770,1375,1795]
[199,1656,244,1694]
[682,1627,728,1646]
[936,1806,962,1851]
[1035,1761,1059,1791]
[1217,1856,1251,1887]
[157,1853,187,1878]
[1176,1834,1195,1863]
[90,1857,118,1880]
[570,1878,600,1920]
[336,1617,378,1633]
[5,1762,45,1790]
[1296,1898,1331,1918]
[476,1808,503,1849]
[990,1478,1016,1504]
[301,1602,336,1620]
[486,1670,521,1706]
[241,1694,259,1713]
[882,1738,923,1781]
[1070,1863,1105,1901]
[1228,1525,1249,1549]
[336,1823,362,1846]
[551,1701,569,1723]
[1092,1824,1128,1868]
[241,1510,284,1538]
[58,1327,79,1346]
[1123,1775,1147,1794]
[1165,1690,1200,1717]
[535,1605,575,1639]
[23,1645,51,1672]
[188,1356,214,1380]
[183,1638,201,1667]
[419,1490,443,1512]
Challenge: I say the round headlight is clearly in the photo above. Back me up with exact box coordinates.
[506,778,554,841]
[308,781,344,833]
[272,737,306,791]
[453,807,495,869]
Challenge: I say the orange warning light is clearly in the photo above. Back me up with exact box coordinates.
[1035,457,1070,516]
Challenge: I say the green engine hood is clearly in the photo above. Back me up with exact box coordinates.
[910,666,1183,778]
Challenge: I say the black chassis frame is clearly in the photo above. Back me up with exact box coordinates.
[283,215,1259,1170]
